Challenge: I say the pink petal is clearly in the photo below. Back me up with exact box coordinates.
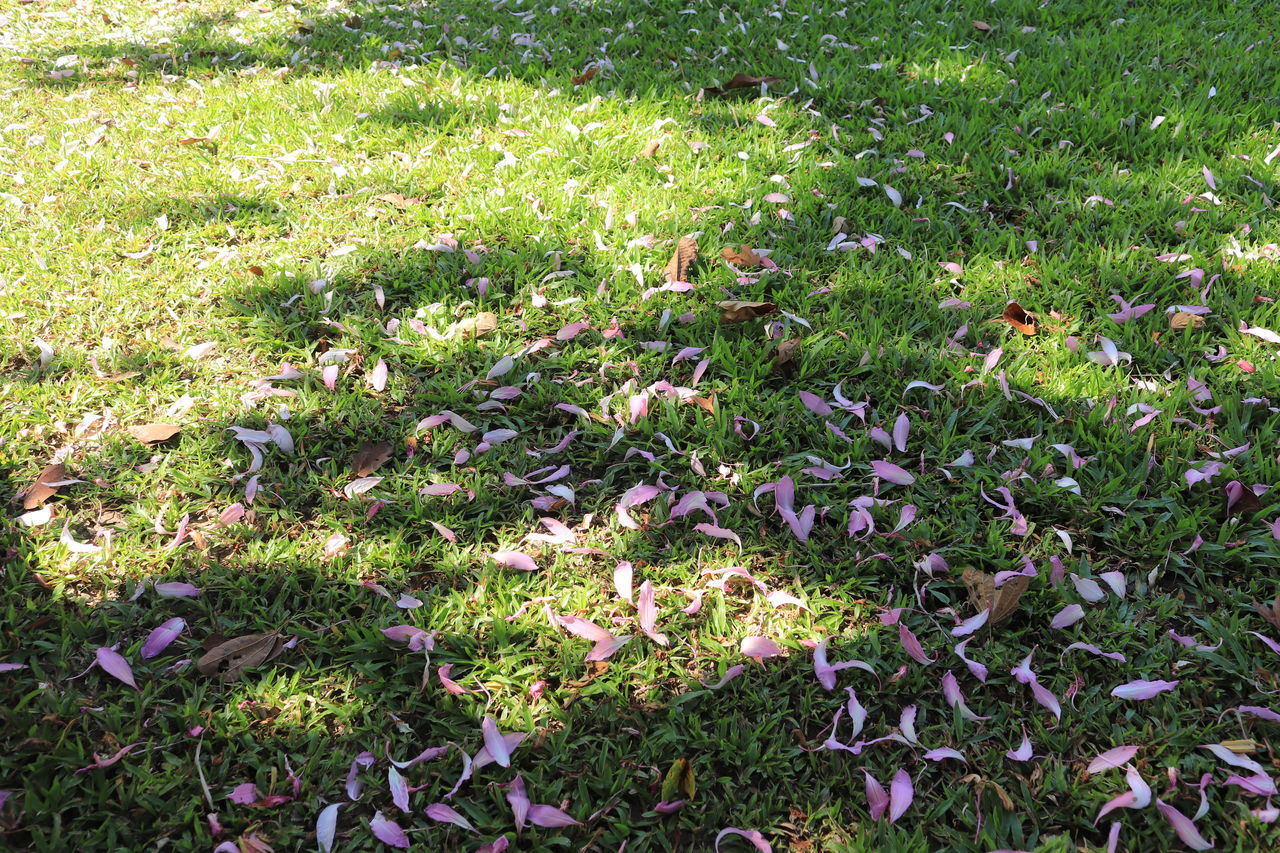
[1090,742,1141,773]
[1111,679,1179,700]
[715,827,772,852]
[703,665,746,689]
[812,639,876,690]
[1156,799,1214,850]
[923,747,967,763]
[898,623,934,663]
[424,803,477,832]
[951,609,989,637]
[95,646,138,689]
[888,769,913,823]
[613,561,633,603]
[637,580,668,646]
[871,460,916,486]
[154,582,201,598]
[140,617,185,659]
[229,782,260,804]
[1006,731,1034,761]
[527,804,581,828]
[741,636,783,659]
[799,391,833,416]
[481,716,511,768]
[892,413,910,452]
[694,522,743,548]
[491,551,538,572]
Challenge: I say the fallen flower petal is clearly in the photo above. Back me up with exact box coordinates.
[715,827,772,852]
[1111,680,1179,700]
[1155,799,1214,850]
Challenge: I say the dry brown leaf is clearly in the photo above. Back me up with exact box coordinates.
[23,462,66,510]
[375,193,418,209]
[197,633,285,681]
[973,20,993,32]
[832,215,848,234]
[1253,598,1280,630]
[664,237,699,284]
[772,338,801,376]
[345,14,363,28]
[247,265,264,277]
[571,67,599,86]
[1169,311,1205,330]
[961,567,1027,626]
[688,395,716,414]
[127,423,182,444]
[718,300,776,324]
[702,72,783,96]
[351,441,393,477]
[640,139,662,158]
[450,312,499,338]
[1002,301,1037,335]
[721,245,764,267]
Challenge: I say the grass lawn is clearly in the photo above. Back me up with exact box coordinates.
[3,0,1280,849]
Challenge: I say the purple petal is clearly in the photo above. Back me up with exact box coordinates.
[898,623,934,664]
[799,391,833,416]
[703,665,746,690]
[888,769,913,823]
[892,413,910,452]
[694,522,743,548]
[491,551,538,572]
[864,772,888,821]
[95,646,138,689]
[1111,679,1179,700]
[812,639,876,690]
[481,716,511,768]
[425,803,477,832]
[370,811,410,847]
[1051,605,1086,629]
[923,747,967,763]
[388,767,410,812]
[1155,799,1214,850]
[140,617,186,659]
[316,803,340,852]
[527,804,581,828]
[1006,732,1034,761]
[506,775,529,831]
[951,609,989,637]
[1088,746,1140,775]
[229,782,260,804]
[871,460,915,486]
[715,827,772,853]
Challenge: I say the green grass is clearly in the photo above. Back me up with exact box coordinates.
[2,0,1279,850]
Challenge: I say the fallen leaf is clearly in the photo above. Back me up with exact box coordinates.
[1002,301,1037,335]
[247,265,264,277]
[1219,739,1258,755]
[351,441,393,477]
[640,140,662,158]
[1253,598,1280,630]
[450,312,499,338]
[1170,312,1205,330]
[721,245,764,267]
[702,72,782,96]
[345,14,362,28]
[718,301,777,324]
[973,20,993,32]
[23,462,66,509]
[571,67,598,86]
[196,633,286,681]
[375,193,418,209]
[961,568,1027,626]
[660,758,696,803]
[772,338,801,376]
[665,237,699,284]
[127,423,182,444]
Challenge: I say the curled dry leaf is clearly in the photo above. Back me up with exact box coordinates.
[351,441,393,477]
[24,462,66,510]
[640,139,662,158]
[961,567,1027,626]
[721,245,764,267]
[702,72,782,97]
[1002,301,1037,335]
[571,66,598,86]
[196,632,286,681]
[127,423,182,444]
[665,237,699,284]
[772,338,801,376]
[1253,598,1280,631]
[1169,311,1205,330]
[718,301,776,324]
[660,757,696,803]
[450,312,499,338]
[973,20,993,32]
